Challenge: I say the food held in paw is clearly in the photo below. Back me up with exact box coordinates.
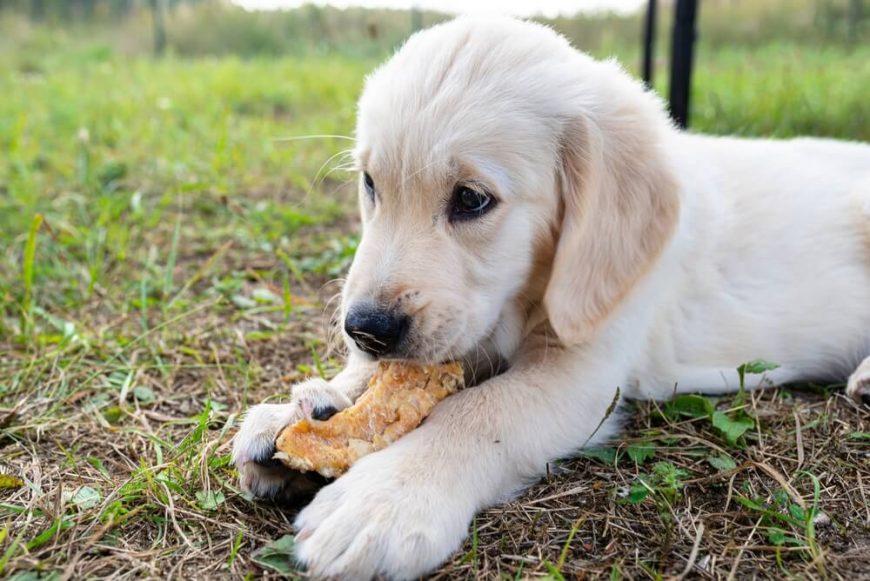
[274,361,464,478]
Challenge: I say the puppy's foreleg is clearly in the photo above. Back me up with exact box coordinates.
[292,337,628,579]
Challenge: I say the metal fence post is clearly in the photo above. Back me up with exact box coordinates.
[668,0,698,129]
[641,0,657,88]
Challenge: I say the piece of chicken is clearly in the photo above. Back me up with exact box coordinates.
[274,361,464,478]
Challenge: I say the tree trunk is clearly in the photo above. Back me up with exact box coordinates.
[151,0,167,56]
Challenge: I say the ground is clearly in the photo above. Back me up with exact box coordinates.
[1,34,869,580]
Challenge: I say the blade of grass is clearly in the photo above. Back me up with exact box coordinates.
[163,215,182,299]
[557,518,585,571]
[21,212,44,337]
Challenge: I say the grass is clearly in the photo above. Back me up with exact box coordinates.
[1,24,869,579]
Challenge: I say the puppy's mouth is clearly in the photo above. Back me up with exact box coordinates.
[349,322,506,388]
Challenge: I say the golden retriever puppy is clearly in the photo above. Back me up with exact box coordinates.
[233,16,870,579]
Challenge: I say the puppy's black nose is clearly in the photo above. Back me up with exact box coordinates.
[344,305,408,357]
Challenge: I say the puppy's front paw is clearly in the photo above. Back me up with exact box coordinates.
[232,378,353,501]
[294,450,471,580]
[846,357,870,406]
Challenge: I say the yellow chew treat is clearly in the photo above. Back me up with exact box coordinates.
[274,361,464,478]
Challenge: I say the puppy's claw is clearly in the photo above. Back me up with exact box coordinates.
[311,405,339,421]
[251,443,283,468]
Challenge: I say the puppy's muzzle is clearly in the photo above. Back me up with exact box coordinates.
[344,304,409,358]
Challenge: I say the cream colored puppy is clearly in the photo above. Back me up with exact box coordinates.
[233,16,870,579]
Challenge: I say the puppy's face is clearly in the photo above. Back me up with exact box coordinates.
[342,146,553,363]
[340,21,570,364]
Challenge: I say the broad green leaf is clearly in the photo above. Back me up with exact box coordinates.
[252,287,281,304]
[736,359,779,406]
[707,453,737,471]
[662,394,714,419]
[626,443,656,464]
[767,528,787,546]
[132,386,156,405]
[252,534,297,575]
[195,490,225,511]
[580,447,617,465]
[65,486,102,510]
[788,504,806,522]
[773,490,789,507]
[231,294,257,309]
[712,411,754,446]
[738,359,780,375]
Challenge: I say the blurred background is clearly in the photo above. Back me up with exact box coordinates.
[0,0,867,339]
[1,0,868,344]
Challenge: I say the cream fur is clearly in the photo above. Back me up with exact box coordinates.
[233,16,870,579]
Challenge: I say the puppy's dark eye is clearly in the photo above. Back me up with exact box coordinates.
[450,185,494,221]
[363,172,376,201]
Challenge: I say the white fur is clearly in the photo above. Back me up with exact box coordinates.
[234,16,870,579]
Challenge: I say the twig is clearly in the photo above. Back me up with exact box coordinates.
[675,521,705,580]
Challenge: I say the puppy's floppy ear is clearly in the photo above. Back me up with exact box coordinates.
[543,110,680,344]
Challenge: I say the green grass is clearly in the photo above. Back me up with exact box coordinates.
[1,46,370,339]
[690,43,869,139]
[0,27,868,579]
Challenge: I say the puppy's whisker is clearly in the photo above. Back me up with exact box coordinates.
[322,289,347,357]
[478,341,496,382]
[313,148,357,190]
[272,134,357,143]
[321,277,348,292]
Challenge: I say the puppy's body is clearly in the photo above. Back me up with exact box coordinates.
[233,17,870,579]
[636,134,870,398]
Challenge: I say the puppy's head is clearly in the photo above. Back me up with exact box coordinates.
[341,17,679,364]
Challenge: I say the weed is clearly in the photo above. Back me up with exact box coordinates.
[624,461,689,507]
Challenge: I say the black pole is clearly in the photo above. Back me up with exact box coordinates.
[641,0,657,88]
[668,0,698,129]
